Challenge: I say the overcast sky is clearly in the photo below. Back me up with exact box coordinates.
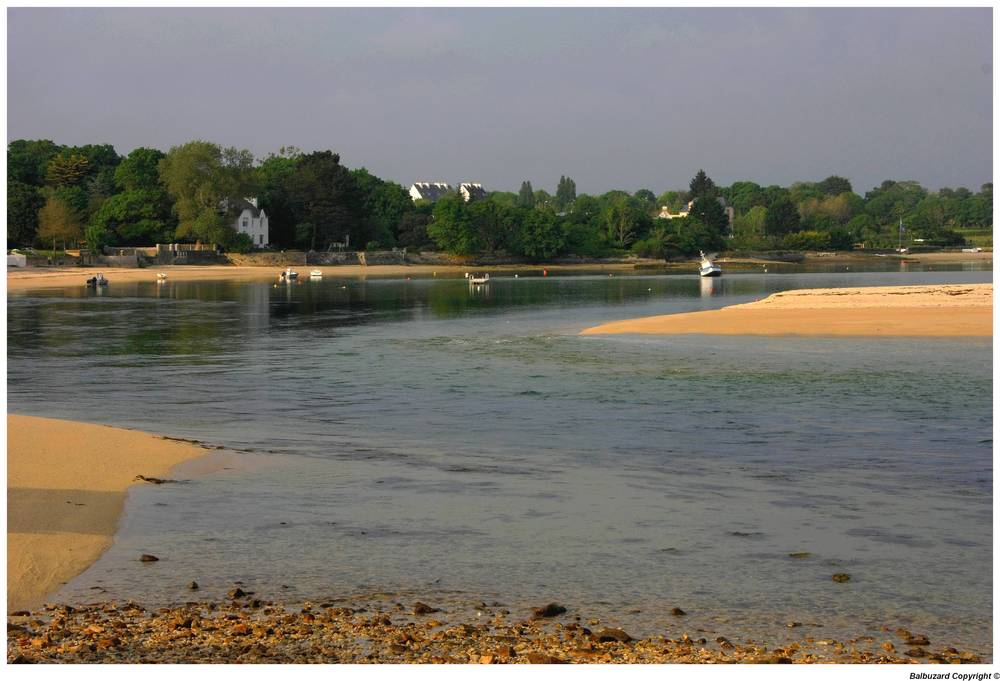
[7,7,993,194]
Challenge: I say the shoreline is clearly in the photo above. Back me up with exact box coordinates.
[581,284,994,337]
[6,249,992,292]
[7,598,985,663]
[7,415,209,612]
[6,263,644,292]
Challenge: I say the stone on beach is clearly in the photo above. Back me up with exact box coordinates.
[139,554,159,562]
[531,603,566,619]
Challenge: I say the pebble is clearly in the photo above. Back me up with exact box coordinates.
[532,603,566,619]
[139,554,159,562]
[5,599,984,665]
[831,573,851,583]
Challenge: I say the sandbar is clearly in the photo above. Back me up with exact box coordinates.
[7,414,206,612]
[581,284,993,337]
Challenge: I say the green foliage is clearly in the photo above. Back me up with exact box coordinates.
[256,149,302,248]
[428,194,479,254]
[633,188,656,213]
[159,140,256,245]
[555,175,576,210]
[8,139,61,185]
[817,175,853,196]
[518,181,535,208]
[688,169,717,200]
[723,181,765,214]
[764,197,800,235]
[669,216,724,255]
[88,189,175,246]
[780,230,831,250]
[114,148,165,191]
[515,207,565,260]
[227,232,255,254]
[37,195,83,248]
[45,153,90,187]
[688,197,729,235]
[283,151,361,250]
[733,205,767,236]
[7,181,45,246]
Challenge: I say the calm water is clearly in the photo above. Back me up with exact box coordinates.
[7,265,993,654]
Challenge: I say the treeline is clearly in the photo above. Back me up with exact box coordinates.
[7,139,993,257]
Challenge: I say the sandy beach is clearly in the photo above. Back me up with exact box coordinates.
[7,415,207,612]
[5,263,644,292]
[581,284,993,337]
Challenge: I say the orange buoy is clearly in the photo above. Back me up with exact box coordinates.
[543,269,548,277]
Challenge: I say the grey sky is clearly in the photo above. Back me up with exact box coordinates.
[7,7,993,194]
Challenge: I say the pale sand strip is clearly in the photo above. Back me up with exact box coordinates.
[581,284,993,337]
[7,415,206,612]
[6,263,642,292]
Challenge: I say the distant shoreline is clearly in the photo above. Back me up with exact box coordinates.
[6,250,993,292]
[581,284,994,337]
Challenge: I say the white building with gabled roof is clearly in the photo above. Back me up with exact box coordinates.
[409,182,453,202]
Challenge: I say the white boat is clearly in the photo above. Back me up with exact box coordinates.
[85,273,109,287]
[468,273,490,284]
[279,268,299,282]
[309,269,323,279]
[698,251,722,277]
[156,273,167,280]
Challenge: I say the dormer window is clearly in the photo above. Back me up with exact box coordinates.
[242,218,248,228]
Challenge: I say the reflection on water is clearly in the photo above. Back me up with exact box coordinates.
[7,266,993,655]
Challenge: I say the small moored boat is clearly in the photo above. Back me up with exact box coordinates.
[309,269,323,279]
[698,251,722,277]
[467,273,490,284]
[85,273,109,287]
[279,268,299,282]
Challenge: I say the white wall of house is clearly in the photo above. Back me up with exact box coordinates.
[235,207,269,247]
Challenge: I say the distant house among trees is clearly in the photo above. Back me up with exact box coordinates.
[227,197,269,247]
[409,182,453,202]
[459,182,487,202]
[659,197,735,234]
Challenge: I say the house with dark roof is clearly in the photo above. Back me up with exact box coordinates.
[229,197,269,247]
[409,182,453,202]
[459,182,488,202]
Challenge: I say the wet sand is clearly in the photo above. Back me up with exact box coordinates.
[7,415,207,612]
[581,284,993,337]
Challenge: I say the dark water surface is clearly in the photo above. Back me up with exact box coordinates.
[7,266,993,654]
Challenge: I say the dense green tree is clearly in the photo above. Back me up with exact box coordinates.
[88,189,175,246]
[8,139,62,185]
[555,175,577,210]
[688,169,717,200]
[37,195,83,250]
[817,175,852,196]
[655,190,686,212]
[45,153,90,187]
[7,181,45,246]
[114,148,166,191]
[395,206,434,249]
[688,197,729,235]
[428,194,480,254]
[283,151,361,251]
[467,198,517,252]
[724,181,765,214]
[351,168,413,248]
[733,205,767,236]
[764,197,801,235]
[602,194,645,248]
[633,188,657,213]
[158,140,256,246]
[515,206,565,259]
[863,180,927,226]
[518,181,535,208]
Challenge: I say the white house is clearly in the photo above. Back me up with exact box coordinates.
[409,182,453,202]
[231,197,269,247]
[459,182,487,202]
